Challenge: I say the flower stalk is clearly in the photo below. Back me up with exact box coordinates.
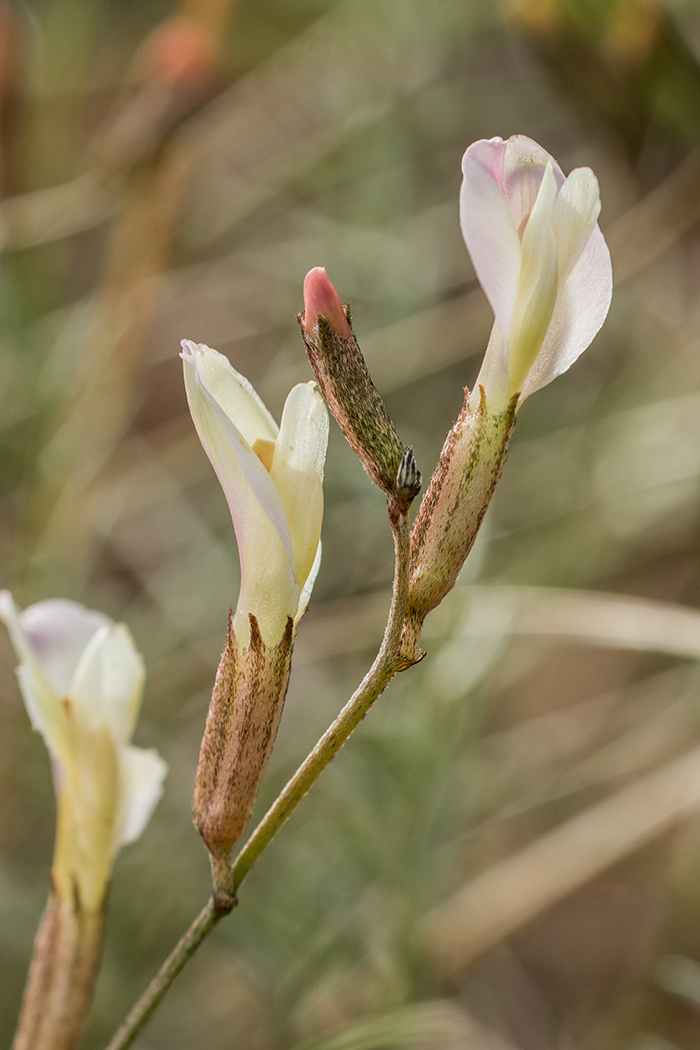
[104,132,613,1049]
[104,508,413,1050]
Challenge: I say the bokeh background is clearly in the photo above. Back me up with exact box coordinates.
[4,0,700,1046]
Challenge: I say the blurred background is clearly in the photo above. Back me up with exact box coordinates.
[4,0,700,1046]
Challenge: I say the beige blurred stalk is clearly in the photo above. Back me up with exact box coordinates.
[30,5,229,584]
[12,896,105,1050]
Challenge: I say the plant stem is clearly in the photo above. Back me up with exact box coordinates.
[103,897,228,1050]
[232,509,411,890]
[104,511,412,1050]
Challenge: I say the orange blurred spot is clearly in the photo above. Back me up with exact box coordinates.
[136,16,217,90]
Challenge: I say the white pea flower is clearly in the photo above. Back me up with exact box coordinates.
[460,135,613,408]
[0,592,167,911]
[181,340,329,648]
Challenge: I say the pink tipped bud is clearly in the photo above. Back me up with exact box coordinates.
[299,272,420,513]
[303,267,352,340]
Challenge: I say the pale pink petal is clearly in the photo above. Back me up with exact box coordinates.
[520,225,613,399]
[0,591,70,762]
[464,137,507,189]
[17,599,110,696]
[460,148,522,336]
[501,136,566,229]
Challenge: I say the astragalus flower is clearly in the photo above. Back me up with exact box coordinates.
[401,136,612,663]
[181,340,329,648]
[2,593,166,1050]
[0,592,166,911]
[182,341,329,894]
[461,135,612,409]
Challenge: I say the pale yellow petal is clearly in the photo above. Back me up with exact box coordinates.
[270,382,329,600]
[69,623,145,745]
[551,166,601,283]
[507,162,559,396]
[116,745,168,849]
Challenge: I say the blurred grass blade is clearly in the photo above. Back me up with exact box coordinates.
[292,1000,516,1050]
[424,745,700,976]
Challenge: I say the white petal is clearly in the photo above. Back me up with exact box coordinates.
[0,590,69,761]
[183,348,300,646]
[551,167,601,283]
[16,597,110,696]
[507,162,559,395]
[270,382,329,593]
[460,148,522,337]
[70,623,145,744]
[297,539,322,621]
[474,323,510,410]
[501,135,566,228]
[181,341,278,445]
[116,745,167,848]
[520,225,613,399]
[183,345,294,566]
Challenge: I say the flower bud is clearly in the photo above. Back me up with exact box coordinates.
[182,341,328,648]
[193,612,294,900]
[299,267,420,514]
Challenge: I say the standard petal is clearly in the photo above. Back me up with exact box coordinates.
[507,162,559,395]
[460,149,522,337]
[0,590,70,762]
[181,340,278,445]
[183,345,294,567]
[520,225,613,399]
[116,745,168,848]
[551,167,601,283]
[464,136,507,189]
[270,382,329,595]
[69,623,145,744]
[16,598,109,696]
[501,135,566,228]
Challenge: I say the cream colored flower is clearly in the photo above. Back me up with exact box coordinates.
[181,340,329,647]
[0,592,166,910]
[460,135,613,408]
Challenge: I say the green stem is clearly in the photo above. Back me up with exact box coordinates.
[103,897,227,1050]
[233,510,411,889]
[103,511,412,1050]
